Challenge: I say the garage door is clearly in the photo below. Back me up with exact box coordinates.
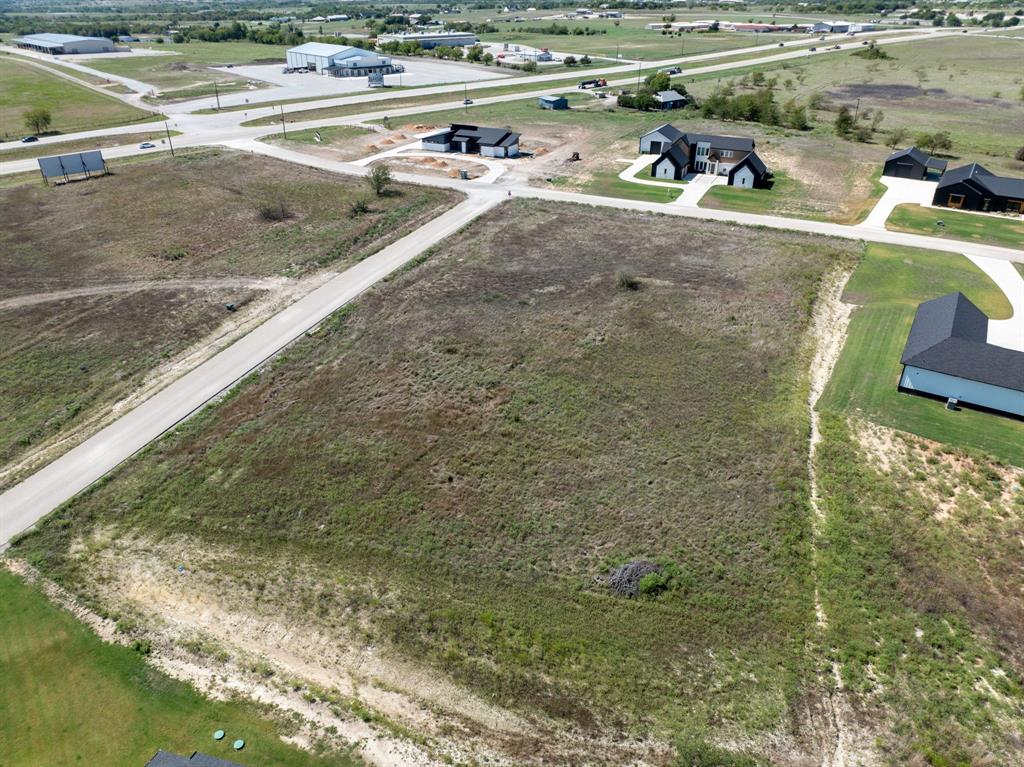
[648,141,663,155]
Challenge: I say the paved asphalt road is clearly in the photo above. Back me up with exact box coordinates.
[0,194,499,548]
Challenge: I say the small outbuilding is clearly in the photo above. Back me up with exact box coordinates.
[537,94,569,110]
[899,292,1024,418]
[653,90,688,110]
[932,163,1024,214]
[883,146,947,180]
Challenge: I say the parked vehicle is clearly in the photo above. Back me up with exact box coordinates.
[577,78,607,89]
[809,46,817,51]
[20,136,38,143]
[778,42,784,46]
[139,142,156,149]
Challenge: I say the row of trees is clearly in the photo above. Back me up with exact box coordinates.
[617,72,690,111]
[700,84,811,130]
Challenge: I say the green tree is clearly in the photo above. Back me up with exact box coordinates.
[870,108,885,132]
[644,71,671,92]
[887,126,909,149]
[945,12,962,26]
[564,54,577,66]
[23,107,52,135]
[367,164,392,196]
[834,105,855,136]
[521,60,538,72]
[580,54,591,65]
[915,130,952,154]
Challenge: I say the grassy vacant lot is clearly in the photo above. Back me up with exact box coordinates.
[0,149,459,472]
[701,167,885,224]
[687,34,1024,166]
[480,11,805,60]
[887,204,1024,249]
[259,124,378,161]
[820,243,1024,466]
[0,55,154,139]
[85,42,288,101]
[15,200,859,763]
[816,413,1024,764]
[0,569,359,767]
[0,149,459,298]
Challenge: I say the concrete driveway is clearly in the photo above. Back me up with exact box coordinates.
[965,254,1024,351]
[859,175,937,229]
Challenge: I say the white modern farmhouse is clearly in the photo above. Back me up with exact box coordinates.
[639,124,771,188]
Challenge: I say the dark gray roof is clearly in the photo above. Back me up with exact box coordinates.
[926,157,948,172]
[449,124,519,147]
[936,163,1024,198]
[886,146,930,165]
[682,132,755,152]
[644,123,684,143]
[901,292,1024,392]
[538,94,565,102]
[655,89,686,102]
[145,751,247,767]
[656,142,689,169]
[736,150,768,176]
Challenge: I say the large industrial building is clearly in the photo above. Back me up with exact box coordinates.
[13,33,116,55]
[377,31,479,49]
[285,42,402,77]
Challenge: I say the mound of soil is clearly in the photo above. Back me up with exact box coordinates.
[608,561,662,598]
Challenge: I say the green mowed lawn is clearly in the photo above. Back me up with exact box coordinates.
[0,56,154,138]
[820,243,1024,466]
[14,201,862,760]
[86,42,288,100]
[887,204,1024,250]
[0,569,359,767]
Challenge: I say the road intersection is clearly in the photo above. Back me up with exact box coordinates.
[1,25,1020,547]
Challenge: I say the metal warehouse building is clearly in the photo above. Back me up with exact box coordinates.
[285,43,402,77]
[13,33,116,54]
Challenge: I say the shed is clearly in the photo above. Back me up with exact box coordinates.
[883,147,947,180]
[653,90,688,111]
[899,292,1024,417]
[13,33,115,54]
[537,95,569,110]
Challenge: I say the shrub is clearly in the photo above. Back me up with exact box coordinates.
[615,269,640,290]
[564,55,577,66]
[1014,146,1024,162]
[349,197,370,216]
[522,60,538,73]
[158,245,188,261]
[257,199,292,221]
[637,571,669,597]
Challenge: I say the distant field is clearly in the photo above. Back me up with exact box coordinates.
[820,243,1024,466]
[13,200,861,764]
[0,569,359,767]
[0,149,460,475]
[85,42,288,101]
[687,34,1024,164]
[0,55,154,139]
[887,203,1024,249]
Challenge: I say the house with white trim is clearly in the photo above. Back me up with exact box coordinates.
[641,125,771,188]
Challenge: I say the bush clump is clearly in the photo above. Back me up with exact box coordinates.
[257,199,292,221]
[615,269,641,290]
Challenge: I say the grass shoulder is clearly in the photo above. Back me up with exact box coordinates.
[886,203,1024,250]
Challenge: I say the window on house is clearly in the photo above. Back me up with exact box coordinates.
[947,194,965,208]
[721,150,733,158]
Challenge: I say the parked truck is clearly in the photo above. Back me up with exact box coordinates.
[578,78,607,89]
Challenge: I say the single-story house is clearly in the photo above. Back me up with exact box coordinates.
[653,90,688,110]
[285,43,401,77]
[145,750,247,767]
[644,125,770,188]
[932,163,1024,214]
[422,124,520,157]
[883,146,947,180]
[899,292,1024,417]
[537,95,569,110]
[13,33,116,54]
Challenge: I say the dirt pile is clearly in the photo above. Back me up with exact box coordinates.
[608,561,662,598]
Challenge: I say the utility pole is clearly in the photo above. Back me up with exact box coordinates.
[636,61,642,90]
[464,83,468,113]
[164,121,175,157]
[853,97,861,122]
[280,104,287,139]
[214,80,221,111]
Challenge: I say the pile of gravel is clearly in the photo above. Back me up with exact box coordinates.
[608,560,663,598]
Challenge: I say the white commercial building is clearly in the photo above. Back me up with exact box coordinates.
[13,33,116,54]
[377,31,478,49]
[285,42,402,77]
